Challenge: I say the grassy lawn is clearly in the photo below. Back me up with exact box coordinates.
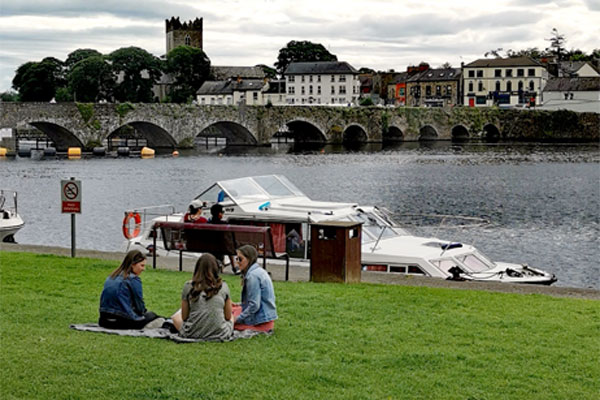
[1,252,598,399]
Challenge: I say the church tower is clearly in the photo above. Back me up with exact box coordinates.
[165,17,203,54]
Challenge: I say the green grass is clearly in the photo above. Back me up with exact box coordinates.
[1,252,598,399]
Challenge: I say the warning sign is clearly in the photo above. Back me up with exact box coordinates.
[61,179,81,213]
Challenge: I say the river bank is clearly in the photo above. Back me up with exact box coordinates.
[2,243,598,300]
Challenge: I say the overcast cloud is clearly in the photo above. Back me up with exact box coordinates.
[1,0,598,92]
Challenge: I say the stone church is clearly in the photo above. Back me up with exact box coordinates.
[165,17,203,54]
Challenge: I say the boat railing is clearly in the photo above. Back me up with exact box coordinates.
[125,204,178,230]
[0,190,18,216]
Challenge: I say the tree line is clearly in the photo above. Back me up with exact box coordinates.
[2,40,338,103]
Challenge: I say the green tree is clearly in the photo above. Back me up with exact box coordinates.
[68,55,115,102]
[65,48,103,70]
[256,64,277,79]
[274,40,337,74]
[164,45,211,103]
[0,91,20,102]
[12,59,64,101]
[109,46,162,102]
[546,28,567,61]
[358,67,375,74]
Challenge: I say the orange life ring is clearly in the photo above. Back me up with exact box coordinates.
[122,212,142,239]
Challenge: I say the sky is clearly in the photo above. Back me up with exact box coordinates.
[1,0,599,92]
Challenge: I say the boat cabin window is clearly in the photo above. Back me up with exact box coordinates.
[456,254,490,272]
[196,185,233,205]
[407,265,425,275]
[221,179,268,201]
[430,259,457,273]
[389,265,406,273]
[253,175,301,197]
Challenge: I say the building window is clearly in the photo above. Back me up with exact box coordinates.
[477,70,483,78]
[317,75,321,82]
[468,82,473,92]
[478,82,483,91]
[288,86,295,94]
[301,76,305,83]
[309,75,313,83]
[301,98,306,104]
[317,86,321,95]
[288,75,295,82]
[436,86,441,96]
[332,98,336,104]
[426,86,431,96]
[518,81,523,91]
[339,86,346,94]
[505,69,513,77]
[301,86,305,95]
[496,81,501,91]
[446,85,452,96]
[200,98,205,104]
[495,69,502,77]
[331,86,335,94]
[185,35,191,46]
[529,80,535,91]
[506,81,512,92]
[468,70,475,78]
[331,75,335,82]
[528,69,535,77]
[253,92,258,101]
[517,69,524,77]
[353,86,358,94]
[339,75,346,82]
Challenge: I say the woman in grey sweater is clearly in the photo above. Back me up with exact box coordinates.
[171,253,233,341]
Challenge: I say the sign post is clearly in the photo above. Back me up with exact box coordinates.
[61,177,81,257]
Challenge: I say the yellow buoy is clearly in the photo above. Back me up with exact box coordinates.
[0,147,7,157]
[141,146,155,159]
[68,147,81,159]
[172,150,179,157]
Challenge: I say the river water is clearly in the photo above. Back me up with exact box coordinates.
[1,142,599,289]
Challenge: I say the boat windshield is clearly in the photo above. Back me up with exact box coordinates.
[198,175,305,204]
[350,210,399,242]
[455,253,494,272]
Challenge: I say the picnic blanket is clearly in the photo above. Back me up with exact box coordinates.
[70,323,271,343]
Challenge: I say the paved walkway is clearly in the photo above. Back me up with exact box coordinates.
[2,243,598,300]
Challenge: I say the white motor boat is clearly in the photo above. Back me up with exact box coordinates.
[123,175,557,285]
[0,190,24,243]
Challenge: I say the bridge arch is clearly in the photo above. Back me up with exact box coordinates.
[28,121,83,150]
[108,121,177,149]
[483,123,501,141]
[418,125,439,141]
[451,125,470,141]
[285,120,327,143]
[342,124,368,144]
[384,125,404,142]
[197,121,257,145]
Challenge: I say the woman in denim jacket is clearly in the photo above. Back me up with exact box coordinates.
[233,245,277,332]
[99,250,161,329]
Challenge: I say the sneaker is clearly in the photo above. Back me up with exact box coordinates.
[143,317,165,330]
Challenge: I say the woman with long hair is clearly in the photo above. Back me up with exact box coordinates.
[99,250,162,329]
[171,253,234,340]
[233,245,277,332]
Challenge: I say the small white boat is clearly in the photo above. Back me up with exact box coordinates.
[0,190,24,243]
[123,175,557,285]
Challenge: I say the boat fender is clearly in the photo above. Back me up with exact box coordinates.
[122,212,142,239]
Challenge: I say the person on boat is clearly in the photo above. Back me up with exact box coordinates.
[183,200,207,223]
[170,253,234,340]
[99,250,163,329]
[233,245,277,332]
[208,203,240,275]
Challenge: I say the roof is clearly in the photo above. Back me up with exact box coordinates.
[211,66,265,80]
[557,61,600,77]
[284,61,358,75]
[196,79,267,95]
[406,68,461,83]
[464,56,542,68]
[543,77,600,92]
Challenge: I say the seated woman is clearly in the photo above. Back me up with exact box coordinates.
[171,254,234,341]
[233,245,277,332]
[99,250,162,329]
[183,200,207,223]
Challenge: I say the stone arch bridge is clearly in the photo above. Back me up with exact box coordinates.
[0,103,596,150]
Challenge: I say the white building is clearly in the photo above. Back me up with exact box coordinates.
[196,79,267,105]
[283,61,360,105]
[540,77,600,113]
[462,57,548,107]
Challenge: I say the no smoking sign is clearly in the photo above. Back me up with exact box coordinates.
[61,179,82,213]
